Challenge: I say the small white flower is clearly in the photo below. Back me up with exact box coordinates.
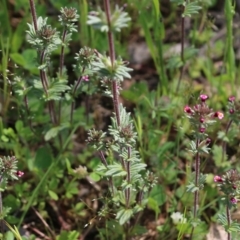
[170,212,186,225]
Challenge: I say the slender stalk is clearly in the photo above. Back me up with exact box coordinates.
[59,28,67,77]
[190,139,200,239]
[58,28,68,125]
[39,51,49,92]
[193,139,200,217]
[176,5,185,93]
[29,0,61,149]
[226,204,231,240]
[103,0,120,126]
[125,147,131,208]
[29,0,38,31]
[103,0,131,214]
[98,150,108,167]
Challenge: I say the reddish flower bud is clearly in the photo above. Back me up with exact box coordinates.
[16,171,24,177]
[213,111,224,120]
[184,106,192,114]
[232,185,237,190]
[206,138,211,145]
[200,117,204,123]
[230,197,237,204]
[82,75,89,81]
[214,175,223,183]
[200,94,208,102]
[229,109,235,114]
[228,96,235,103]
[199,127,205,133]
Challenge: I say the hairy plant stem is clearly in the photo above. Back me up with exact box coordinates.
[190,139,200,239]
[222,119,233,162]
[103,0,121,126]
[176,5,185,93]
[125,147,131,208]
[57,28,67,126]
[103,0,131,209]
[226,204,231,240]
[40,51,57,125]
[29,0,38,31]
[40,51,49,91]
[59,28,67,77]
[29,0,62,148]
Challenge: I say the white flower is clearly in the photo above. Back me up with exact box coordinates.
[170,212,187,225]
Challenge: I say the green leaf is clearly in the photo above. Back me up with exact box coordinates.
[46,80,71,101]
[44,127,60,141]
[217,213,228,226]
[148,197,160,215]
[11,19,26,53]
[48,190,59,201]
[186,182,199,193]
[34,146,53,170]
[121,82,148,103]
[183,2,202,17]
[228,222,240,232]
[184,46,198,60]
[15,120,23,134]
[149,185,166,206]
[22,49,38,71]
[131,224,147,235]
[44,123,69,141]
[10,53,26,67]
[89,172,101,182]
[116,208,133,225]
[105,164,126,177]
[3,221,22,240]
[56,230,79,240]
[3,231,15,240]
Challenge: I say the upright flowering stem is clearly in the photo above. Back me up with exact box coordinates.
[190,139,200,239]
[29,0,60,126]
[29,0,55,125]
[226,204,231,240]
[184,94,224,239]
[126,147,131,208]
[103,0,131,208]
[58,28,67,125]
[29,0,54,125]
[193,139,200,217]
[59,28,67,77]
[29,0,62,148]
[29,0,38,31]
[103,0,120,126]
